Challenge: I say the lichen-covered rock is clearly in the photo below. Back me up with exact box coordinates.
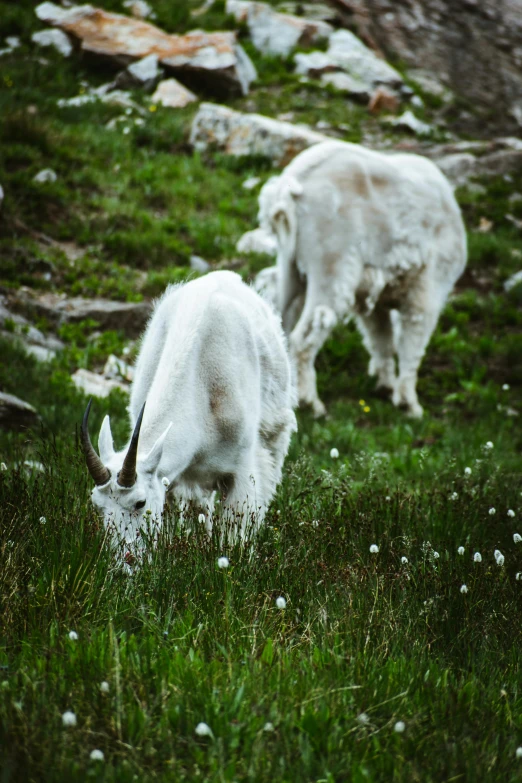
[190,102,328,167]
[35,2,256,95]
[151,78,197,108]
[226,0,332,57]
[32,28,73,57]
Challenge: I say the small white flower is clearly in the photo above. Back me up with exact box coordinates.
[508,509,515,518]
[394,721,406,733]
[62,711,77,727]
[460,584,468,594]
[450,492,458,501]
[217,557,229,569]
[433,551,440,559]
[312,519,319,528]
[161,476,169,488]
[276,596,286,609]
[516,573,522,581]
[0,462,7,471]
[89,749,104,762]
[494,550,505,566]
[464,467,472,476]
[125,107,132,115]
[263,722,274,732]
[100,681,110,693]
[457,546,465,555]
[195,722,213,737]
[514,533,522,544]
[369,544,379,554]
[39,516,47,524]
[385,496,391,502]
[474,552,482,563]
[68,631,78,641]
[123,126,130,135]
[502,384,510,391]
[517,746,522,759]
[401,556,408,564]
[489,508,496,516]
[485,441,494,450]
[330,448,339,459]
[356,712,370,725]
[198,513,206,525]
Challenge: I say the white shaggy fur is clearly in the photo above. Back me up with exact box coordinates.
[91,271,297,545]
[253,141,467,418]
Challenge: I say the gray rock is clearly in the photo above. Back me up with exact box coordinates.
[190,102,328,167]
[10,291,152,339]
[320,71,370,100]
[151,78,197,108]
[504,270,522,292]
[0,392,40,432]
[33,168,57,183]
[190,254,210,272]
[103,354,134,382]
[242,175,261,190]
[226,0,332,57]
[32,28,73,57]
[72,369,129,398]
[383,110,432,136]
[0,295,64,360]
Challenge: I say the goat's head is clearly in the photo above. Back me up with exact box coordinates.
[81,400,171,546]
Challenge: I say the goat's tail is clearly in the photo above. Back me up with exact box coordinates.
[261,174,303,322]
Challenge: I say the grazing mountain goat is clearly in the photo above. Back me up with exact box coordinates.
[253,141,467,418]
[81,271,297,547]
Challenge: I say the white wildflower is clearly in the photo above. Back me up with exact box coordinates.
[263,722,274,732]
[100,681,110,693]
[0,462,7,471]
[513,533,522,544]
[68,631,78,641]
[276,596,286,610]
[394,721,406,733]
[217,557,229,569]
[356,712,370,725]
[474,552,482,563]
[460,584,468,594]
[330,447,339,459]
[62,711,77,727]
[89,749,104,762]
[489,508,496,516]
[198,513,206,525]
[369,544,379,554]
[433,551,440,559]
[517,746,522,759]
[385,496,391,502]
[450,492,458,501]
[494,550,505,566]
[195,722,213,737]
[161,476,169,488]
[464,467,472,476]
[123,126,130,135]
[508,509,515,518]
[401,556,408,565]
[457,546,465,555]
[312,519,319,528]
[39,516,46,524]
[502,384,510,391]
[516,573,522,581]
[484,441,494,450]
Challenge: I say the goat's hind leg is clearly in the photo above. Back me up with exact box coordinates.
[355,304,396,398]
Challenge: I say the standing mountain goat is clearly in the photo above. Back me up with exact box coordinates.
[81,272,296,547]
[253,141,467,418]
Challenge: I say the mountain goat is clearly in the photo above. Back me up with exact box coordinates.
[253,140,467,418]
[81,271,296,548]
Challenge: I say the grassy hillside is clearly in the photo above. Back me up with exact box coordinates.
[1,1,522,781]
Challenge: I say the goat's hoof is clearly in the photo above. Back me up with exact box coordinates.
[312,401,327,418]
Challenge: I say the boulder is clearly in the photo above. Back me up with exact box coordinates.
[383,110,432,136]
[190,102,329,167]
[10,291,152,339]
[321,71,370,101]
[32,28,73,57]
[103,354,134,382]
[189,255,210,272]
[226,0,332,57]
[72,369,128,398]
[325,0,522,138]
[114,52,162,89]
[0,392,40,432]
[295,28,404,93]
[33,169,57,184]
[433,142,522,187]
[151,78,197,108]
[35,2,256,96]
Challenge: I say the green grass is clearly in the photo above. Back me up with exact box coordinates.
[1,1,522,780]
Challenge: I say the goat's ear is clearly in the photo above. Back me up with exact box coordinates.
[98,415,115,464]
[142,422,172,475]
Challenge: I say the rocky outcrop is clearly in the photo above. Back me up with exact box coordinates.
[326,0,522,137]
[71,369,129,398]
[151,78,197,108]
[0,392,40,431]
[0,296,64,362]
[35,2,257,96]
[226,1,332,57]
[190,102,328,166]
[9,291,152,339]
